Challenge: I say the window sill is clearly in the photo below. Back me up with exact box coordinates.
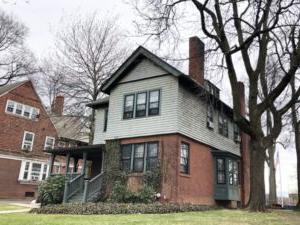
[179,173,191,178]
[18,180,40,185]
[5,111,39,122]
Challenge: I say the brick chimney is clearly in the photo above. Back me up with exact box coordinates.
[189,36,205,85]
[52,95,64,116]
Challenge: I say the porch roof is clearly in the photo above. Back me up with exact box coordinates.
[46,144,104,159]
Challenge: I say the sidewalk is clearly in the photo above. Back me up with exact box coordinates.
[0,199,31,214]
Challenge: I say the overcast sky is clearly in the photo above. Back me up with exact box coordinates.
[0,0,297,197]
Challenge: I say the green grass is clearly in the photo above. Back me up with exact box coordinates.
[0,203,27,211]
[0,210,299,225]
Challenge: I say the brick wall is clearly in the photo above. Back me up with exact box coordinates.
[0,81,58,198]
[0,81,57,157]
[0,158,38,198]
[120,133,215,205]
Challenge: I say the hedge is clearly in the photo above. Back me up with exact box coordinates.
[31,203,217,215]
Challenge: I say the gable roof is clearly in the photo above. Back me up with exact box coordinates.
[101,46,185,94]
[50,115,89,144]
[0,80,29,97]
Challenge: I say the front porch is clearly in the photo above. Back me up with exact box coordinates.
[46,144,105,203]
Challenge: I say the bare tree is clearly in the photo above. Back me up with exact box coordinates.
[53,14,127,143]
[0,9,36,86]
[134,0,300,211]
[290,75,300,208]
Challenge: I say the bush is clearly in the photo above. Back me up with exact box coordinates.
[37,174,66,206]
[109,181,155,204]
[31,202,216,215]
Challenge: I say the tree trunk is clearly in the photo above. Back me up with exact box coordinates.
[294,121,300,208]
[268,144,277,206]
[249,139,266,211]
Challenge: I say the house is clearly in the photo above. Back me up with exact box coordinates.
[0,80,58,199]
[47,36,250,207]
[49,96,89,174]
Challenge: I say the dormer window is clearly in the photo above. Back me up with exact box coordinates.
[136,92,147,118]
[123,94,135,119]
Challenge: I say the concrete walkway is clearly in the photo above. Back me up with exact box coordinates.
[0,199,31,214]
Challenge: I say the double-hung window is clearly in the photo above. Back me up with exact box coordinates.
[5,100,39,120]
[136,92,147,117]
[123,94,135,119]
[146,142,158,171]
[216,158,226,184]
[22,131,35,151]
[218,113,228,137]
[44,136,55,150]
[180,143,189,174]
[148,90,160,116]
[233,124,240,142]
[207,105,214,129]
[133,144,145,172]
[6,100,15,113]
[19,161,48,181]
[121,142,159,173]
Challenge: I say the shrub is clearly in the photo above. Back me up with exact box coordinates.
[31,202,216,215]
[109,181,156,204]
[37,174,66,206]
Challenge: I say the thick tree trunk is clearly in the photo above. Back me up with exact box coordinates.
[294,121,300,208]
[249,139,266,211]
[268,145,277,206]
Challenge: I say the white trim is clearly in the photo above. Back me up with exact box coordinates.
[5,99,40,121]
[44,136,55,150]
[18,160,49,182]
[0,154,48,162]
[21,131,35,151]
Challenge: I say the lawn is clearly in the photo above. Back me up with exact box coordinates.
[0,203,27,212]
[0,210,299,225]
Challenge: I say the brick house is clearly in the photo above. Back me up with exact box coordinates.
[0,80,58,199]
[47,37,250,207]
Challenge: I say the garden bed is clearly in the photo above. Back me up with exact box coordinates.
[31,202,217,215]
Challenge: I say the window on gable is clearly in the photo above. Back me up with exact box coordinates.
[6,100,15,113]
[16,103,23,115]
[218,113,228,137]
[136,92,147,118]
[44,136,55,150]
[180,143,189,174]
[148,90,160,116]
[123,94,135,119]
[23,105,31,118]
[216,158,226,184]
[22,131,34,151]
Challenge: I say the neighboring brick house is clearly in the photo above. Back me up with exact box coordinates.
[47,36,250,207]
[0,80,58,199]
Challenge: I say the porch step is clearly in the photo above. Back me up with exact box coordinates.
[68,191,84,203]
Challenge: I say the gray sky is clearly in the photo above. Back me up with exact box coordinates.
[0,0,297,197]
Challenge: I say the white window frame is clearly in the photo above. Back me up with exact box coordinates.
[5,99,40,121]
[44,136,55,150]
[18,161,49,182]
[22,131,35,151]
